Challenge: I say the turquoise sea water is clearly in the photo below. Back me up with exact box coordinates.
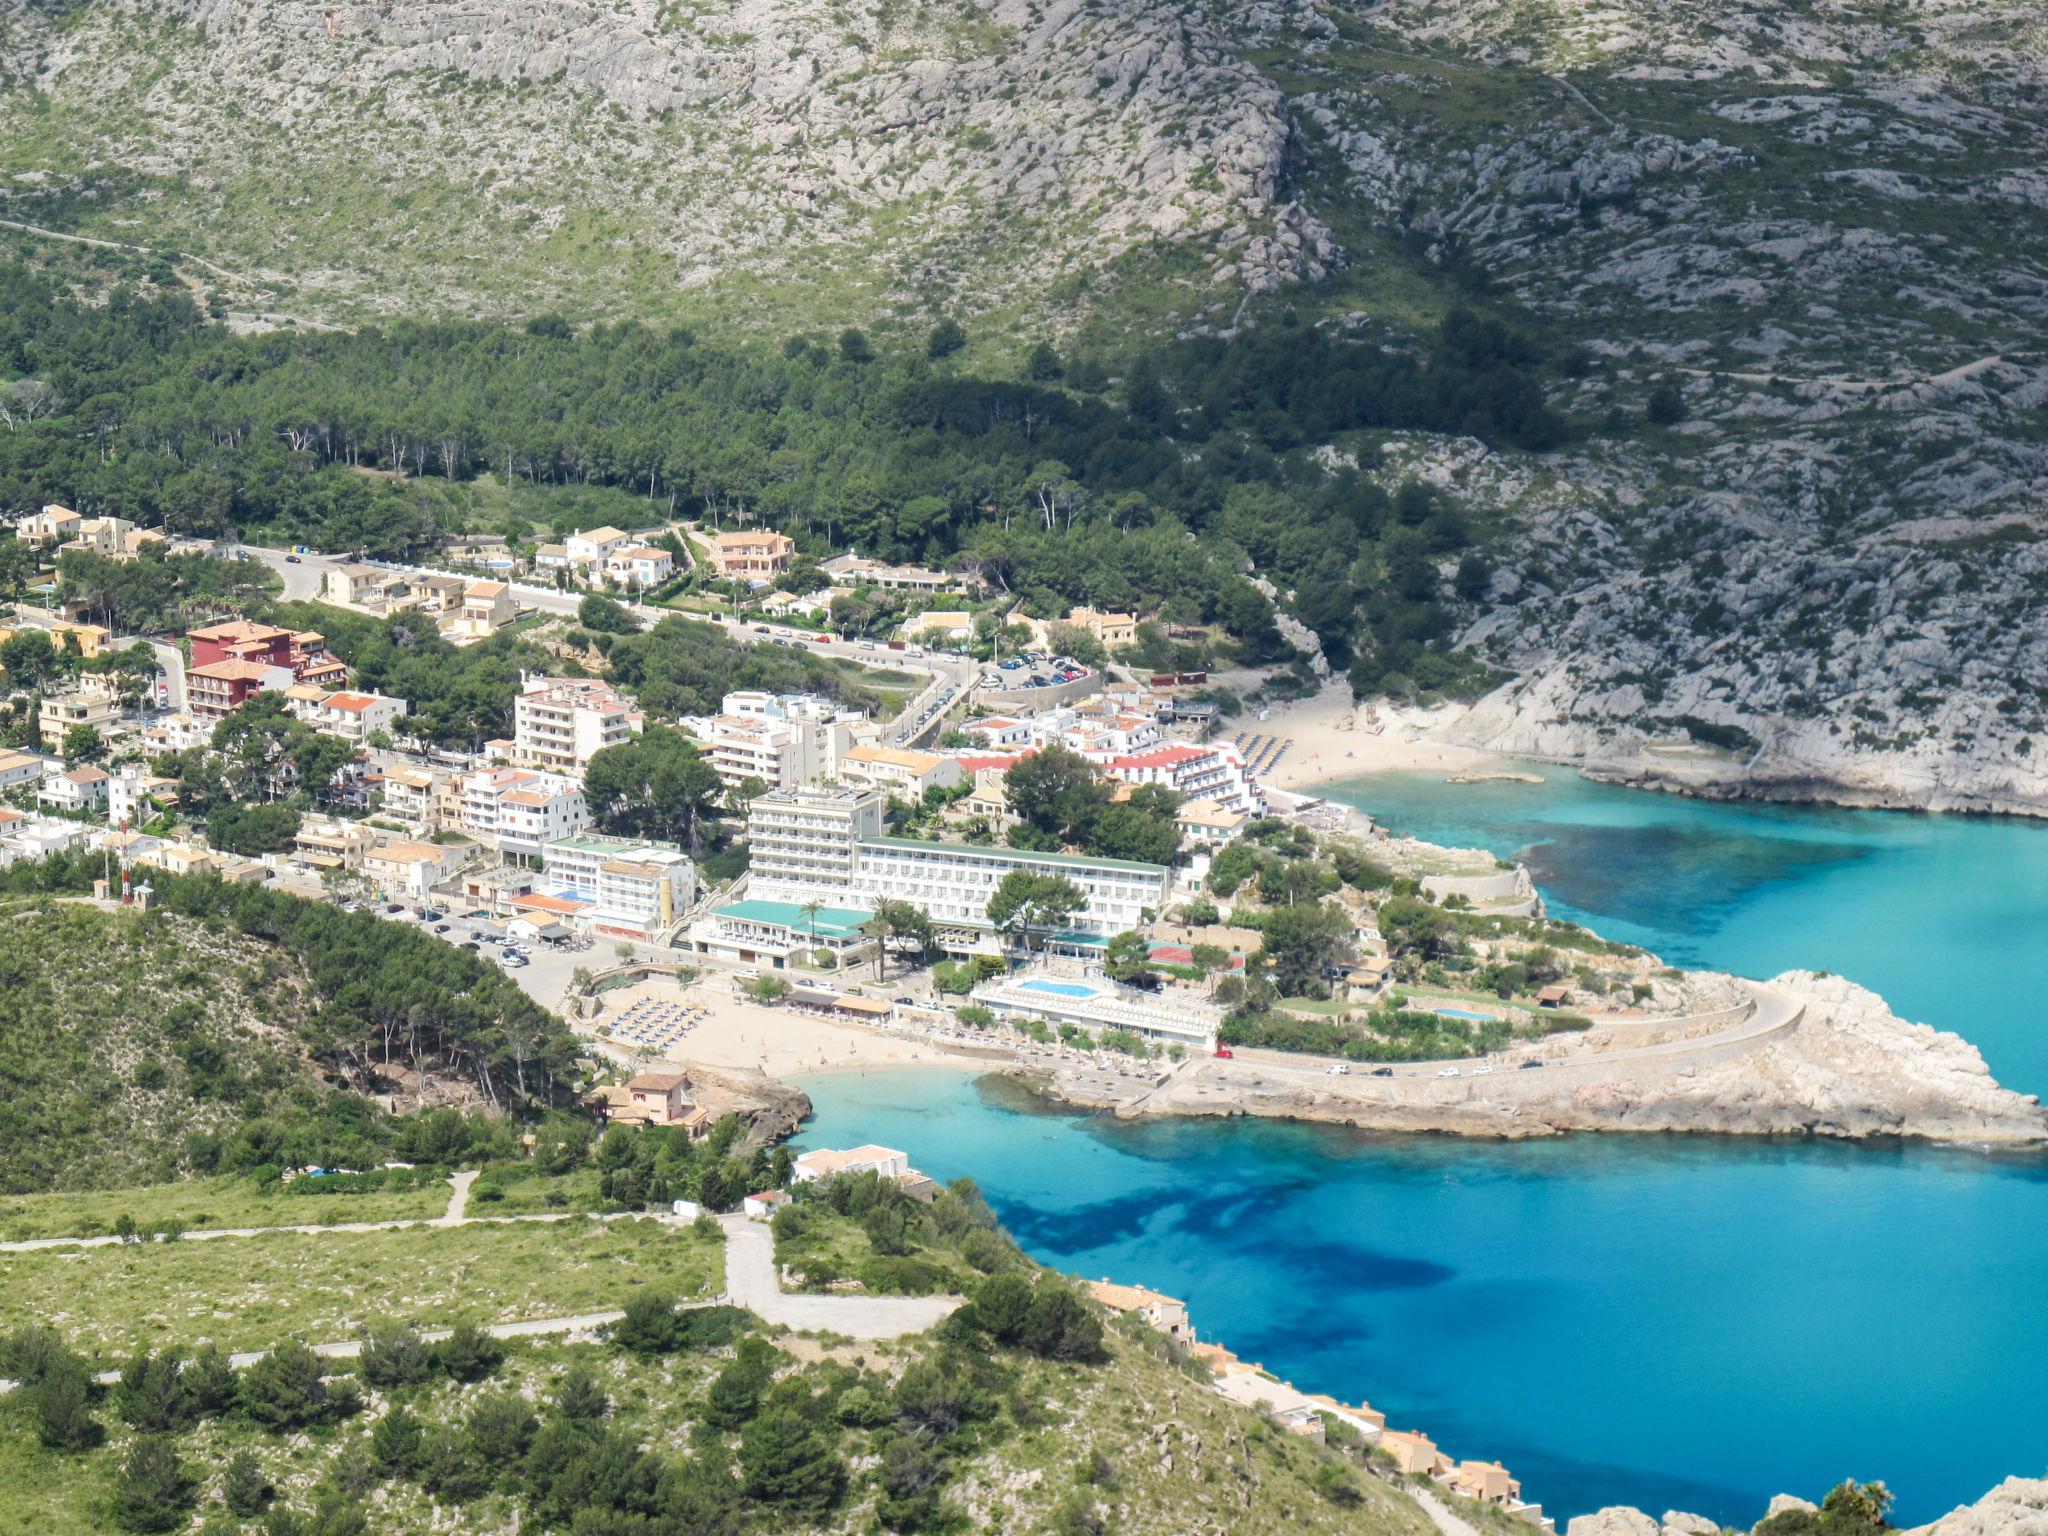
[796,770,2048,1525]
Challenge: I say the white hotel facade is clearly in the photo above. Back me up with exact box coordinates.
[744,784,1170,941]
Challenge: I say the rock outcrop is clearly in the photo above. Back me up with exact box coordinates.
[1568,1479,2048,1536]
[1090,972,2048,1144]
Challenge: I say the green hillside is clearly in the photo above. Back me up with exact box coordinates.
[0,903,321,1194]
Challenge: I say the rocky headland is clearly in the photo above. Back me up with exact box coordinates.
[1048,972,2048,1146]
[1571,1478,2048,1536]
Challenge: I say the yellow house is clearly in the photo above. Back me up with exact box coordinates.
[1065,607,1138,647]
[38,621,112,658]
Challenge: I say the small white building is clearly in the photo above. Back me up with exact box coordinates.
[742,1190,790,1220]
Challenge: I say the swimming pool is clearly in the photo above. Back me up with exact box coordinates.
[1434,1007,1498,1022]
[1019,980,1102,999]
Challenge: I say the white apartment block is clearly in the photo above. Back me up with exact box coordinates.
[141,712,211,755]
[460,768,590,862]
[292,689,409,743]
[684,692,856,791]
[838,745,964,797]
[513,674,644,774]
[747,784,1169,939]
[540,834,697,940]
[377,766,449,829]
[1104,743,1264,818]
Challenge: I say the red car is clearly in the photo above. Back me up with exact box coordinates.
[1213,1047,1235,1059]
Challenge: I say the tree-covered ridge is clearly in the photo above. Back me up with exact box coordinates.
[0,878,581,1189]
[0,265,1569,690]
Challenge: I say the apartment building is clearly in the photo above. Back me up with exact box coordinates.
[141,713,210,755]
[707,529,795,582]
[290,689,408,743]
[683,692,855,791]
[293,816,377,873]
[377,766,448,829]
[106,762,178,827]
[188,621,348,691]
[187,658,294,719]
[512,674,644,774]
[1104,743,1264,818]
[838,745,963,797]
[539,833,697,940]
[745,784,1169,940]
[38,678,127,742]
[459,767,590,861]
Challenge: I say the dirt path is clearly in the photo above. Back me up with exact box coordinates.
[718,1215,962,1340]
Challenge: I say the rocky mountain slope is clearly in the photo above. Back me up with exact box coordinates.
[3,0,2045,808]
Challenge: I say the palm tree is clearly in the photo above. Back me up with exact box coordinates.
[799,898,823,963]
[861,908,898,981]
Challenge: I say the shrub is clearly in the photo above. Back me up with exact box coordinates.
[110,1435,196,1534]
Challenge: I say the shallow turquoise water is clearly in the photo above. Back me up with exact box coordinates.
[796,771,2048,1525]
[1328,767,2048,1092]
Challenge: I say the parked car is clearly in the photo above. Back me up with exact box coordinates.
[1436,1067,1461,1078]
[893,996,915,1006]
[420,908,445,921]
[284,554,301,563]
[1326,1064,1350,1075]
[1518,1060,1545,1070]
[1370,1067,1394,1077]
[1213,1047,1234,1059]
[433,923,451,933]
[458,939,479,950]
[384,903,405,914]
[1471,1065,1494,1076]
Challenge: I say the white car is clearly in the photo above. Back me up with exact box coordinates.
[1436,1067,1461,1078]
[1471,1065,1494,1076]
[1326,1064,1349,1075]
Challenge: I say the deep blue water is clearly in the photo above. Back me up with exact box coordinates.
[796,769,2048,1525]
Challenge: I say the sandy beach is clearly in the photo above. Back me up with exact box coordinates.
[587,975,997,1080]
[1248,680,1500,792]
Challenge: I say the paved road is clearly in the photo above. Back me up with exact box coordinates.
[2,1191,960,1394]
[718,1214,961,1339]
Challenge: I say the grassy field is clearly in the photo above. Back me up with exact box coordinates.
[0,1217,722,1361]
[0,1174,453,1242]
[466,1165,608,1217]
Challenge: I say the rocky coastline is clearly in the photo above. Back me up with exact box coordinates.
[1038,972,2048,1147]
[1572,1477,2048,1536]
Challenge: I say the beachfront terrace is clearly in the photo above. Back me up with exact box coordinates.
[971,968,1220,1051]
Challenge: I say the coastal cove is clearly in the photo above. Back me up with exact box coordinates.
[798,1070,2048,1532]
[796,769,2048,1528]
